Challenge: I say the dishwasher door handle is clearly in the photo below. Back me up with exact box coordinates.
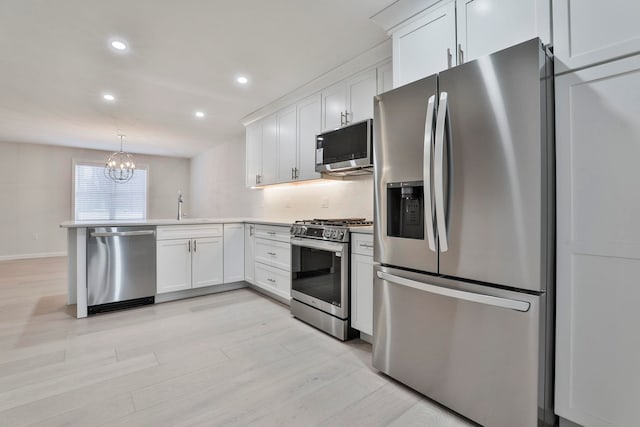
[91,230,155,238]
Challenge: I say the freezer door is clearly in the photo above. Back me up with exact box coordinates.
[373,265,553,427]
[373,74,439,274]
[436,38,553,292]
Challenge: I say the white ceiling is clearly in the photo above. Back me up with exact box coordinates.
[0,0,392,157]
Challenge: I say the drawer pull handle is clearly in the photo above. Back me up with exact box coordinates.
[267,278,276,283]
[359,243,374,248]
[267,252,277,256]
[267,232,276,235]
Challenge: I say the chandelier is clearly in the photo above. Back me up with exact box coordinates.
[105,134,136,183]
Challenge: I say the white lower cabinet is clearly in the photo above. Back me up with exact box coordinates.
[251,224,291,302]
[255,262,291,299]
[191,237,223,289]
[555,54,640,427]
[156,226,224,294]
[245,224,256,284]
[223,223,244,283]
[157,239,192,294]
[350,233,374,336]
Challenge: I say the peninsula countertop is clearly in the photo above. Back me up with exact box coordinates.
[60,218,297,228]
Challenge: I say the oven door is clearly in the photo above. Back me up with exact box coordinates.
[290,237,348,319]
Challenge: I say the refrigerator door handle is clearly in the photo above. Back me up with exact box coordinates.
[434,91,449,252]
[376,271,530,312]
[423,94,437,252]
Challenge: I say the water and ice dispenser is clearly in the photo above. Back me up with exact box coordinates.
[387,181,424,240]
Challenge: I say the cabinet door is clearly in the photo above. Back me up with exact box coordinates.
[377,60,393,94]
[392,1,456,87]
[296,94,322,181]
[254,262,291,301]
[553,0,640,73]
[192,237,223,288]
[244,224,256,285]
[351,253,374,335]
[555,55,640,427]
[322,82,348,131]
[157,239,191,294]
[223,224,244,283]
[276,106,298,183]
[456,0,550,64]
[347,68,377,123]
[260,114,278,185]
[245,121,262,187]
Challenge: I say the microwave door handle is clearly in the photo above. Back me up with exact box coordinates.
[434,91,449,252]
[423,95,437,252]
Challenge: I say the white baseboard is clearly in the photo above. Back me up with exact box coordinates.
[0,252,67,262]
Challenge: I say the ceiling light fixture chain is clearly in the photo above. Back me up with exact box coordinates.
[105,134,136,183]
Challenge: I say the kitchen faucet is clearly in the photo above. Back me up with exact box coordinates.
[177,191,184,220]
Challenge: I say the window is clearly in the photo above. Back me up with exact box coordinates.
[74,161,148,221]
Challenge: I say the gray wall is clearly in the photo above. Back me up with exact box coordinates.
[0,142,190,259]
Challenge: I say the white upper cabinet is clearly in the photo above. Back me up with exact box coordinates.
[555,54,640,427]
[322,82,348,131]
[296,94,322,181]
[245,61,389,187]
[347,68,377,123]
[245,122,262,187]
[389,0,550,87]
[276,106,298,183]
[260,115,278,186]
[377,60,393,94]
[393,1,456,87]
[553,0,640,73]
[456,0,550,63]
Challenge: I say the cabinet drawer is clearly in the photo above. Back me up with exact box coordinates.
[352,233,374,256]
[254,224,291,243]
[255,262,291,299]
[157,224,222,240]
[255,238,291,271]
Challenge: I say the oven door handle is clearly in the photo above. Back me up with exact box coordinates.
[290,237,346,253]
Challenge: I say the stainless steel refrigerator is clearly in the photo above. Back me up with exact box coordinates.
[373,39,555,427]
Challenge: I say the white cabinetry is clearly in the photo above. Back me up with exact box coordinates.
[350,233,375,336]
[245,122,262,187]
[157,239,191,294]
[456,0,550,64]
[192,237,223,288]
[322,68,378,131]
[251,224,291,302]
[555,54,640,427]
[296,94,322,181]
[553,0,640,73]
[377,60,393,94]
[277,106,298,183]
[389,0,550,87]
[244,224,256,284]
[393,1,456,87]
[223,223,244,283]
[156,225,224,294]
[260,115,278,186]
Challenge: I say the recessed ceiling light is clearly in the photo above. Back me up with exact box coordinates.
[236,76,249,85]
[195,111,205,118]
[111,40,127,51]
[103,93,115,101]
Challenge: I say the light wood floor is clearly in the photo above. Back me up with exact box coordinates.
[0,257,473,427]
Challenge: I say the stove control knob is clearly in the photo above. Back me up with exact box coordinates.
[337,231,345,240]
[331,230,339,239]
[323,229,331,239]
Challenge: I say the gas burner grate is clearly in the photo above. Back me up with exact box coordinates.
[295,218,373,227]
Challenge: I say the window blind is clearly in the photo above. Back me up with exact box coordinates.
[74,162,148,221]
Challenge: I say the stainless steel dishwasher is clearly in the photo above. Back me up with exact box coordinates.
[87,226,156,314]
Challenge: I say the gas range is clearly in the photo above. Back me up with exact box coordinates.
[290,218,373,243]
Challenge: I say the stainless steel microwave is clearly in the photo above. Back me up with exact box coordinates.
[315,119,373,175]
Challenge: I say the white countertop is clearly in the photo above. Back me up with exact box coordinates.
[349,226,373,234]
[60,218,297,228]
